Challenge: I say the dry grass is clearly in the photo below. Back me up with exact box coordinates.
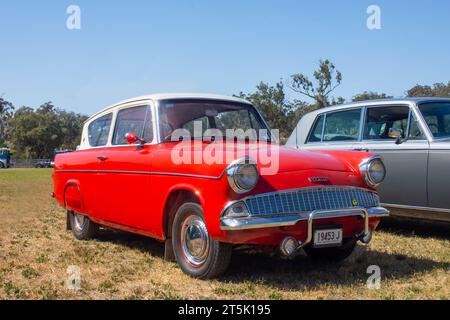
[0,169,449,300]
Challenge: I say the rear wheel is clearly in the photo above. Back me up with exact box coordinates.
[68,211,99,240]
[172,202,232,279]
[304,238,357,262]
[0,162,5,169]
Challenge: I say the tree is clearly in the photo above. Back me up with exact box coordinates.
[58,110,88,150]
[352,91,393,102]
[406,82,450,98]
[10,104,61,158]
[9,102,87,158]
[0,97,14,144]
[289,59,343,109]
[237,81,300,141]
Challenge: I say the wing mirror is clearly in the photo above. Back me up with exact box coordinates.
[388,128,407,145]
[125,133,145,145]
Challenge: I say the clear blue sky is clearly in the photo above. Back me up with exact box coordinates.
[1,0,449,115]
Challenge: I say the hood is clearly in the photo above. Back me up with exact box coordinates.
[270,145,349,173]
[156,141,350,175]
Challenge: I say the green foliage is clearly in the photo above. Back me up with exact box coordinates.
[0,97,14,144]
[2,67,450,155]
[289,59,343,108]
[406,82,450,98]
[237,81,303,141]
[9,102,86,158]
[352,91,393,102]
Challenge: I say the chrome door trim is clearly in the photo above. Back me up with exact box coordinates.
[381,203,450,213]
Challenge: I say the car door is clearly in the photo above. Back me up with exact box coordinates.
[419,101,450,210]
[357,105,429,206]
[82,112,114,220]
[303,108,363,151]
[99,103,155,229]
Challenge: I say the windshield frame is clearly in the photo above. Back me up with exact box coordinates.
[155,98,275,143]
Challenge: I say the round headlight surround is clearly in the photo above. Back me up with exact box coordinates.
[226,157,259,194]
[360,155,386,188]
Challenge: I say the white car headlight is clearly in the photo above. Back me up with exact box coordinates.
[360,155,386,188]
[226,157,259,194]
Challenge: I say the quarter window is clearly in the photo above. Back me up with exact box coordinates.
[408,113,425,140]
[88,113,113,147]
[112,106,153,145]
[364,106,410,140]
[323,109,361,142]
[307,114,325,143]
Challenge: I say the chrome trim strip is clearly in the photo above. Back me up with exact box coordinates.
[55,170,223,180]
[381,203,450,214]
[220,206,389,231]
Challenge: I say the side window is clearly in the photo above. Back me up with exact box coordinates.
[88,113,113,147]
[408,113,426,140]
[307,114,325,143]
[364,106,409,140]
[323,109,361,142]
[112,106,153,145]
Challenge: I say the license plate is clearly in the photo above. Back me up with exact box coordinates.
[314,229,343,248]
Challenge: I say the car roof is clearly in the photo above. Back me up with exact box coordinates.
[87,93,252,122]
[306,97,450,117]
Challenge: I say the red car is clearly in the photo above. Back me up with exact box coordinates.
[53,93,389,279]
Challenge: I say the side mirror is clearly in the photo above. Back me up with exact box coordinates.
[388,128,407,145]
[125,133,145,145]
[388,128,403,139]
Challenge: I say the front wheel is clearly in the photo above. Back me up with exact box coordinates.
[69,211,99,240]
[304,238,357,262]
[172,203,232,279]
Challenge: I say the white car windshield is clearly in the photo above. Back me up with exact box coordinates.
[158,99,271,142]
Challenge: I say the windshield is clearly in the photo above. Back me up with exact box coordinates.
[158,99,271,142]
[418,102,450,139]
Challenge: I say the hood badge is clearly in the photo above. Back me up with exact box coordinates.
[308,177,330,183]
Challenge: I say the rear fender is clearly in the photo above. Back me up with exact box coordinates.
[64,180,84,213]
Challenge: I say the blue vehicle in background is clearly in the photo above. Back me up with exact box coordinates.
[0,148,11,169]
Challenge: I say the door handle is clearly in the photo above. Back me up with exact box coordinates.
[353,148,369,152]
[97,156,108,161]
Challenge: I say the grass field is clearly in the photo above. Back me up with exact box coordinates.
[0,169,449,300]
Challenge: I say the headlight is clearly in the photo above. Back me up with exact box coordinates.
[360,155,386,188]
[226,157,259,194]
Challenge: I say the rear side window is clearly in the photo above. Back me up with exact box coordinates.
[307,114,325,143]
[112,106,153,145]
[323,109,361,142]
[364,106,409,140]
[88,113,113,147]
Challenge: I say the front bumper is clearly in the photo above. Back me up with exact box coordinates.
[221,206,389,248]
[221,206,389,231]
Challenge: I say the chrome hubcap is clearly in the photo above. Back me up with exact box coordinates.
[73,214,85,232]
[181,215,210,267]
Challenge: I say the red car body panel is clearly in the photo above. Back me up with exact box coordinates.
[54,138,380,246]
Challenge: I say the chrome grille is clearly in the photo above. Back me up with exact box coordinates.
[245,187,379,216]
